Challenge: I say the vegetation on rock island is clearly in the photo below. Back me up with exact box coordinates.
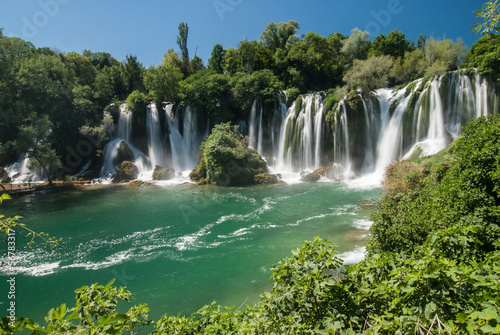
[189,122,270,186]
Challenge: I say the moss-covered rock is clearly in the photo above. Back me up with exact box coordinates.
[254,173,281,185]
[113,141,134,166]
[190,122,268,186]
[152,165,175,181]
[112,161,138,183]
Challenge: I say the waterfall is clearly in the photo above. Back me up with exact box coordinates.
[91,70,499,183]
[165,105,208,172]
[146,103,164,168]
[330,70,497,184]
[101,104,143,177]
[264,93,324,174]
[374,89,409,174]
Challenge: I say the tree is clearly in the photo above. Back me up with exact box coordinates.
[259,20,300,51]
[343,55,394,97]
[190,54,204,74]
[144,63,183,104]
[13,115,61,185]
[122,54,144,94]
[367,29,414,59]
[177,22,190,77]
[341,28,371,64]
[471,0,500,35]
[207,44,225,74]
[462,34,500,80]
[390,49,426,84]
[424,37,467,77]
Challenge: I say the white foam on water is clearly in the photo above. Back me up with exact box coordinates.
[338,246,366,265]
[353,219,373,230]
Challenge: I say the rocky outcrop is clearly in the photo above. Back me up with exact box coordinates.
[190,123,268,186]
[113,141,134,166]
[254,173,283,185]
[300,171,321,182]
[112,161,138,183]
[152,165,175,181]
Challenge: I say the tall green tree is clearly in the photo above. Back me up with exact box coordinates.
[207,44,225,74]
[177,22,190,77]
[259,20,300,51]
[367,29,414,59]
[122,54,144,95]
[341,28,371,64]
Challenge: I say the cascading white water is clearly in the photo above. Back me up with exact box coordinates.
[101,104,142,177]
[268,94,324,175]
[117,104,132,142]
[146,103,164,168]
[374,89,409,174]
[248,101,258,150]
[165,105,208,173]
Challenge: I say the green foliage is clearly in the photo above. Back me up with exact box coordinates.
[343,55,394,97]
[367,29,414,59]
[207,44,225,74]
[259,21,300,51]
[1,279,151,334]
[424,37,468,77]
[13,115,61,185]
[184,69,232,125]
[341,28,372,63]
[144,63,183,104]
[261,237,343,332]
[231,69,284,112]
[462,34,500,81]
[190,122,267,186]
[370,114,500,253]
[471,0,500,35]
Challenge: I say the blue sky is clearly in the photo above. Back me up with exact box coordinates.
[0,0,486,67]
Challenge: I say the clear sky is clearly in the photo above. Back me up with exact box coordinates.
[0,0,486,67]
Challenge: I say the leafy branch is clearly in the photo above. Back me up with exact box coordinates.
[472,0,500,35]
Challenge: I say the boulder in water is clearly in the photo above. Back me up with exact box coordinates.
[112,161,138,183]
[300,171,321,182]
[152,165,175,181]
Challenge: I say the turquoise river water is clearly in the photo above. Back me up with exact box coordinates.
[0,180,379,323]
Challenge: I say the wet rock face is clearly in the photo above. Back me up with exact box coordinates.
[152,166,175,181]
[113,140,135,166]
[0,167,11,183]
[254,173,283,185]
[112,161,138,183]
[300,170,321,183]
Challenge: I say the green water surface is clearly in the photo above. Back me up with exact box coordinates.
[0,181,379,323]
